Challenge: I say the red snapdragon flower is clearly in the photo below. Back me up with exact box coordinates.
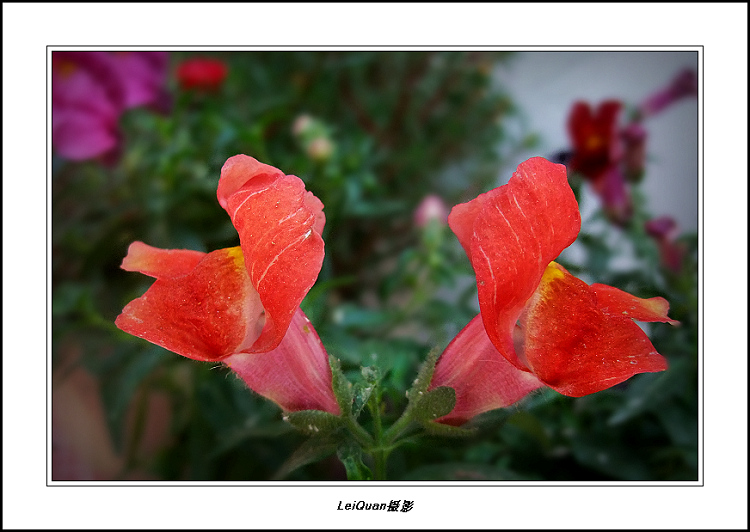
[115,155,339,414]
[430,157,677,425]
[176,57,228,91]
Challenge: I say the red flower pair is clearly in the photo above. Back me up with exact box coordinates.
[117,156,675,425]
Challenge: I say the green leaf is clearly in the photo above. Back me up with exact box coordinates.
[570,434,653,481]
[331,303,393,330]
[271,436,339,480]
[284,410,343,436]
[337,441,373,480]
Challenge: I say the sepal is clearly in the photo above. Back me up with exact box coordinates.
[283,410,343,436]
[420,420,478,438]
[410,386,456,423]
[329,356,353,417]
[405,347,441,401]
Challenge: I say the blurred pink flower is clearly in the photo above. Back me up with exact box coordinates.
[645,216,687,272]
[597,166,633,226]
[52,345,172,480]
[52,52,125,161]
[620,123,648,183]
[639,69,698,118]
[108,51,170,109]
[52,51,170,162]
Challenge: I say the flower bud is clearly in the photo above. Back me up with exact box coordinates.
[414,194,449,228]
[306,136,334,162]
[176,57,228,92]
[292,114,314,137]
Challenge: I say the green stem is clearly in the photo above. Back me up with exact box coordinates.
[382,409,416,445]
[373,447,389,480]
[368,386,386,480]
[343,414,375,448]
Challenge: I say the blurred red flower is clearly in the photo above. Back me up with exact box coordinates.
[176,57,229,91]
[566,100,635,225]
[116,156,338,414]
[430,158,677,425]
[567,100,622,182]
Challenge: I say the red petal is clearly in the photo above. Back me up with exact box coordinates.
[591,283,680,325]
[216,154,284,210]
[458,157,581,369]
[120,241,206,279]
[224,309,340,414]
[431,314,544,426]
[115,247,264,362]
[567,101,596,148]
[219,156,325,353]
[594,101,621,132]
[519,262,668,397]
[447,190,491,261]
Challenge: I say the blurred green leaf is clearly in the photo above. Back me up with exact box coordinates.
[337,441,373,481]
[272,436,339,480]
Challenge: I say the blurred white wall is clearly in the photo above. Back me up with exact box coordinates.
[495,51,699,232]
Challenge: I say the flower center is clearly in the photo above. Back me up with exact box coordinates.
[57,61,77,79]
[585,135,604,151]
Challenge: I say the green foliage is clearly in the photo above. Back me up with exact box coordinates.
[51,51,698,481]
[337,441,374,481]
